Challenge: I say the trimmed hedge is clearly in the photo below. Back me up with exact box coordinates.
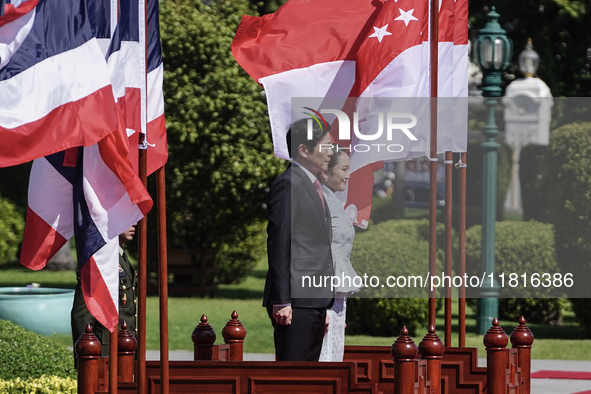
[369,196,401,225]
[465,221,562,324]
[0,320,76,380]
[0,197,25,266]
[347,298,429,337]
[347,219,444,336]
[0,376,76,394]
[519,144,550,223]
[547,121,591,334]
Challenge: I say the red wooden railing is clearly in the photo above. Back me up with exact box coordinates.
[75,313,534,394]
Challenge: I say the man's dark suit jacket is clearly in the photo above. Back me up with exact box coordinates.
[264,163,334,308]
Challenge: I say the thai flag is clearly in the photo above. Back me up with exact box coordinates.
[0,0,122,167]
[21,128,152,331]
[109,0,167,176]
[12,0,154,331]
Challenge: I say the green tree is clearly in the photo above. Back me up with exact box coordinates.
[249,0,287,15]
[160,0,283,282]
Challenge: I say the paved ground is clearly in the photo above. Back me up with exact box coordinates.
[146,351,591,394]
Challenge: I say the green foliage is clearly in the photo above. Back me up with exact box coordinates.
[347,298,429,337]
[249,0,287,15]
[215,220,266,284]
[160,0,283,281]
[369,196,401,225]
[0,320,76,380]
[465,221,563,324]
[519,144,550,223]
[0,197,25,266]
[347,219,444,336]
[499,298,566,324]
[0,375,77,394]
[547,122,591,332]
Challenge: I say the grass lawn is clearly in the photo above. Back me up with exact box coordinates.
[2,259,591,359]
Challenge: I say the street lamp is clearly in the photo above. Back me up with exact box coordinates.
[471,7,513,335]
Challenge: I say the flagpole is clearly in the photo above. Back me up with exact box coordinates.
[444,151,453,346]
[157,165,170,394]
[109,329,118,394]
[109,2,120,392]
[428,0,439,329]
[458,151,467,347]
[137,143,148,394]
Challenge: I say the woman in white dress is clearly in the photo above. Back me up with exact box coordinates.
[319,148,362,362]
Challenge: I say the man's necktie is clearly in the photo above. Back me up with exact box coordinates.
[313,179,326,216]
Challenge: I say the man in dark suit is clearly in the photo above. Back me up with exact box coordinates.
[264,118,335,361]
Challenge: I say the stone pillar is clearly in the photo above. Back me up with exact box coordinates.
[502,77,553,213]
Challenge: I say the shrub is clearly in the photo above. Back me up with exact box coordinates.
[519,144,550,223]
[0,320,76,380]
[0,197,25,266]
[369,196,401,225]
[0,375,76,394]
[215,220,266,284]
[347,298,429,337]
[465,221,563,324]
[347,219,444,336]
[547,121,591,334]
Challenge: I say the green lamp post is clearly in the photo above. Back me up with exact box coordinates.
[471,7,513,335]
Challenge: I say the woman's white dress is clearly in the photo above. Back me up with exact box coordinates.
[319,186,362,362]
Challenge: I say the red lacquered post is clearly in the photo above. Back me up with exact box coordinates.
[419,325,444,394]
[392,327,418,394]
[192,314,216,360]
[222,310,246,361]
[484,318,509,394]
[118,321,137,382]
[75,324,102,394]
[510,316,534,394]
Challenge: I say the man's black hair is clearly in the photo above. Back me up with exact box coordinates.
[286,118,329,159]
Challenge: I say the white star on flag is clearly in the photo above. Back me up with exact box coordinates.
[368,24,392,42]
[395,9,419,26]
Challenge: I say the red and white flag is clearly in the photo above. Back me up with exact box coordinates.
[233,0,468,227]
[118,0,167,176]
[11,0,156,332]
[232,0,383,160]
[0,0,121,167]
